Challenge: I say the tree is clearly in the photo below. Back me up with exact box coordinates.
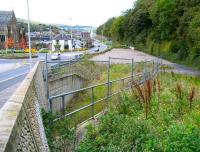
[96,18,115,38]
[96,0,200,64]
[111,16,126,41]
[19,37,27,50]
[5,37,14,49]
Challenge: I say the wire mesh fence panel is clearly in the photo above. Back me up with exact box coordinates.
[48,60,108,82]
[46,57,161,123]
[44,55,162,152]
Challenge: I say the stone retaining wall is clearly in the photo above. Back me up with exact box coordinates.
[0,62,49,152]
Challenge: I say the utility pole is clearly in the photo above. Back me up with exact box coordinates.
[27,0,32,69]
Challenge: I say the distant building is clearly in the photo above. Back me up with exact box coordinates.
[81,32,93,48]
[81,32,91,40]
[0,11,22,49]
[52,34,71,51]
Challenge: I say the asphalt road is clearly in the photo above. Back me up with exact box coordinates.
[0,64,30,81]
[0,73,27,92]
[0,41,108,109]
[0,64,32,92]
[0,42,107,93]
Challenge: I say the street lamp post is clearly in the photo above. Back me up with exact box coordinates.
[27,0,32,68]
[70,18,73,52]
[4,26,8,54]
[49,25,52,53]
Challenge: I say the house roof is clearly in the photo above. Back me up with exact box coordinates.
[53,34,71,41]
[0,11,14,25]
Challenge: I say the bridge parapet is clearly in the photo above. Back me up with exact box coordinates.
[0,62,49,152]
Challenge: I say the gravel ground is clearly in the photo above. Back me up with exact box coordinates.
[91,48,171,64]
[91,48,200,76]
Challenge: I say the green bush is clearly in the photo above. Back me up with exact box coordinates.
[41,109,75,151]
[170,40,180,53]
[78,73,200,151]
[164,124,200,152]
[78,95,161,152]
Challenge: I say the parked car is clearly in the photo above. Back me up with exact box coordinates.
[39,48,49,51]
[92,47,99,52]
[74,53,83,59]
[51,53,61,60]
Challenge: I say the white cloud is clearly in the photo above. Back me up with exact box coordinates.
[0,0,134,26]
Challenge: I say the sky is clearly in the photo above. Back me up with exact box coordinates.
[0,0,134,27]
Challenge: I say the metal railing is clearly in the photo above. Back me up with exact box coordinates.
[45,56,161,123]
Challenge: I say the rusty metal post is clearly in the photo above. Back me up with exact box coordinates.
[107,57,111,99]
[91,87,95,119]
[62,96,65,114]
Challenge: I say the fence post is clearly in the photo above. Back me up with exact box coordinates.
[62,96,65,114]
[156,59,159,76]
[122,79,125,89]
[131,58,134,83]
[49,98,53,112]
[156,57,159,75]
[73,124,77,151]
[69,60,71,74]
[45,53,50,111]
[152,60,155,76]
[91,87,95,119]
[144,61,147,81]
[110,82,112,95]
[107,57,111,100]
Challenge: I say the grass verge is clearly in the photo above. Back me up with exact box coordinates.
[0,53,38,59]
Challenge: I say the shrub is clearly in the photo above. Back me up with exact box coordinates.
[170,40,180,53]
[164,124,200,152]
[78,115,160,152]
[41,109,74,151]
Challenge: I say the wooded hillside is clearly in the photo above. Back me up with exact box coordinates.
[97,0,200,68]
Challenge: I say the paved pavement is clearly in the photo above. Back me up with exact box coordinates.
[91,48,200,76]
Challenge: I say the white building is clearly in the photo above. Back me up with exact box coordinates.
[52,34,71,51]
[90,28,95,38]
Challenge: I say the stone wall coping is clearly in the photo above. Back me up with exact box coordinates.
[49,73,84,82]
[0,62,40,152]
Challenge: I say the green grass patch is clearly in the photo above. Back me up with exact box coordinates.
[160,64,175,70]
[0,52,38,59]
